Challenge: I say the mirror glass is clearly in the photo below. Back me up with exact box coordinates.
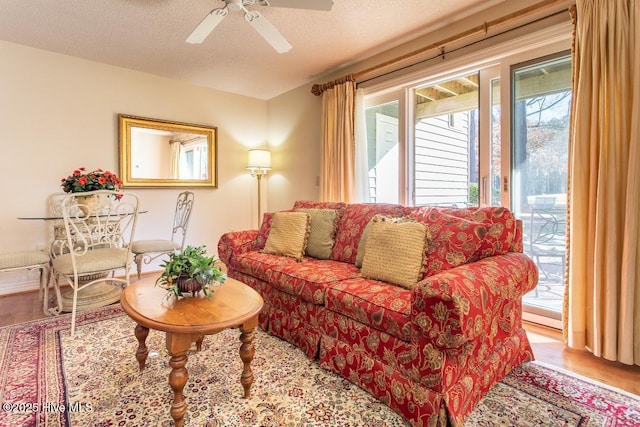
[119,114,217,188]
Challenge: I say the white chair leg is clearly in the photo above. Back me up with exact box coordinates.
[50,273,63,316]
[135,255,143,280]
[40,265,50,315]
[70,282,79,338]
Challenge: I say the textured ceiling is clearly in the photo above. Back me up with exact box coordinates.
[0,0,508,100]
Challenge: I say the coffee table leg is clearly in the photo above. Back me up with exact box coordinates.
[134,324,149,371]
[239,315,259,398]
[166,333,196,427]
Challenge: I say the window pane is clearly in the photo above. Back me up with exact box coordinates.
[413,73,479,207]
[512,54,571,316]
[365,101,399,203]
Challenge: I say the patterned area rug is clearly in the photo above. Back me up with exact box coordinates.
[1,305,639,427]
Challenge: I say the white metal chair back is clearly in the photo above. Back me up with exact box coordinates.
[51,190,139,336]
[132,191,194,279]
[171,191,195,249]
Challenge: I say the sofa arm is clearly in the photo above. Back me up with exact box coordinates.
[411,252,538,351]
[217,230,259,270]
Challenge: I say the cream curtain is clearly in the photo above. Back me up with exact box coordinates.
[169,141,182,179]
[319,80,356,202]
[566,0,640,365]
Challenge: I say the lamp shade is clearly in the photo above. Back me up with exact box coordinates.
[247,149,272,170]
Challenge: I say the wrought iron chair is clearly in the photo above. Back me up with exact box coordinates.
[50,190,139,336]
[131,191,194,279]
[528,196,566,283]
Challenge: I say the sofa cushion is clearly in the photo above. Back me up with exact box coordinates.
[269,259,361,305]
[441,206,517,259]
[409,207,488,278]
[324,277,413,341]
[295,208,338,260]
[331,203,405,264]
[263,211,311,261]
[361,217,428,289]
[235,251,301,283]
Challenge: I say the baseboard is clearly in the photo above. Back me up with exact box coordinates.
[0,279,40,296]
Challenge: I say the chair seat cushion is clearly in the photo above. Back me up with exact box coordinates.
[0,251,50,269]
[52,248,132,275]
[131,240,181,254]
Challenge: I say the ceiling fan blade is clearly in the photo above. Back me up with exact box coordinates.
[244,11,292,53]
[186,8,229,44]
[257,0,333,11]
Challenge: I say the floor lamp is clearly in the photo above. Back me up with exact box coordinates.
[247,149,272,226]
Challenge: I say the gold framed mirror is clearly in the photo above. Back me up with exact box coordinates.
[118,114,217,188]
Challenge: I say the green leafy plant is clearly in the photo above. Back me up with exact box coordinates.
[155,245,226,299]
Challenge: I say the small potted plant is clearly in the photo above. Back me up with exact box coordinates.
[155,245,226,299]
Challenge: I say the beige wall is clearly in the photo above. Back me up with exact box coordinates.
[266,83,322,212]
[0,40,275,292]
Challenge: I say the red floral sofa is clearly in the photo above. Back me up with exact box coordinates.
[218,200,538,426]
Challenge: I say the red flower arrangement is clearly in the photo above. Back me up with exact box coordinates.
[61,167,122,194]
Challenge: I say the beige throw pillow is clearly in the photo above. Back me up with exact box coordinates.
[295,208,338,259]
[356,215,411,267]
[263,211,311,261]
[361,217,428,289]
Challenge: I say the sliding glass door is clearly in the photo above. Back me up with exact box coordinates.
[512,53,572,323]
[360,37,571,328]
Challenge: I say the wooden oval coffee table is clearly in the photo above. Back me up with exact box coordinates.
[120,275,263,427]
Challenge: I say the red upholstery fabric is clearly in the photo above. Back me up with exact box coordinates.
[235,251,298,283]
[217,229,259,270]
[324,277,413,341]
[330,203,405,263]
[408,207,487,278]
[441,206,517,260]
[292,200,347,211]
[255,212,274,250]
[263,284,325,358]
[269,259,360,305]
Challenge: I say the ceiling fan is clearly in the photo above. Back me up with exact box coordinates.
[186,0,334,53]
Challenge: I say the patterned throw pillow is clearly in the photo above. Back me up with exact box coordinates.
[441,206,516,259]
[263,212,311,261]
[295,208,338,260]
[409,207,487,278]
[360,216,429,290]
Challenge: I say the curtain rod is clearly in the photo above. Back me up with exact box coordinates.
[311,0,571,96]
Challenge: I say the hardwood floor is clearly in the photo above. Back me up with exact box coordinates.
[1,289,639,396]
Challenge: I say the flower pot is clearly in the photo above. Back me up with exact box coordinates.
[177,278,203,294]
[76,194,111,215]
